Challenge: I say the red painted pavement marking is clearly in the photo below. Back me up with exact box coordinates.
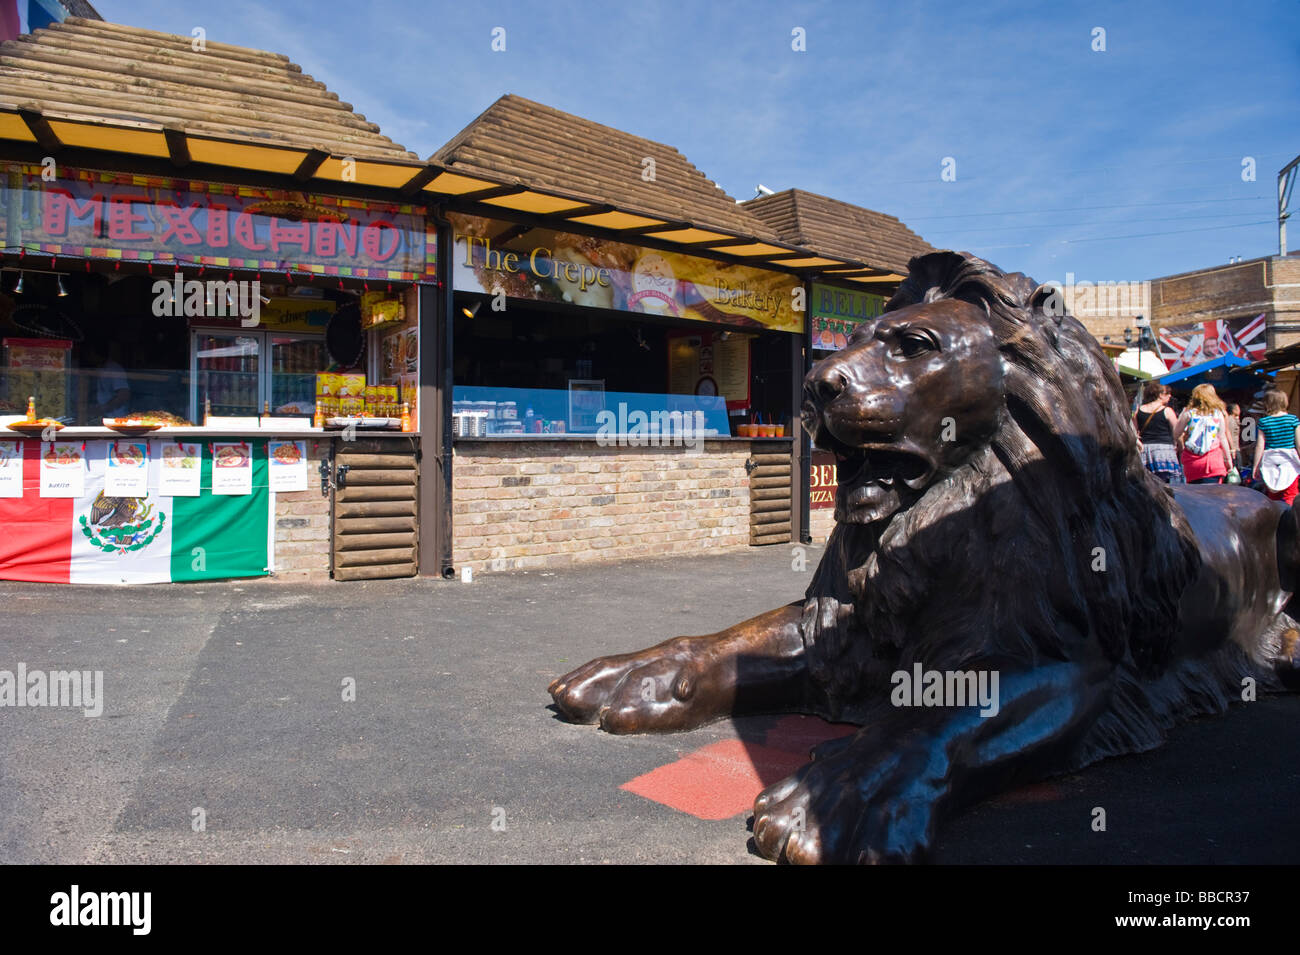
[762,714,857,754]
[621,739,809,820]
[620,715,859,820]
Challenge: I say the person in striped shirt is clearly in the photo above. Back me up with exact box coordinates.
[1251,388,1300,505]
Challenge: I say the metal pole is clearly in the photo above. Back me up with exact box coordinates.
[1280,154,1299,256]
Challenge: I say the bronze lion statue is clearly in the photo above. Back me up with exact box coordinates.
[549,250,1300,863]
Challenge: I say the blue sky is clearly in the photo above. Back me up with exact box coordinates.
[98,0,1299,286]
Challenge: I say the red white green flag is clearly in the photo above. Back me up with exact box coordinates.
[0,439,271,584]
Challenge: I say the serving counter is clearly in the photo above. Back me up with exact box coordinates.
[0,425,421,585]
[452,435,794,571]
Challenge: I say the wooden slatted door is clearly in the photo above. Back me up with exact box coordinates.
[748,440,792,545]
[332,443,419,580]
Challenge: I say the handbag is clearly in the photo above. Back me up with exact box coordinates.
[1184,413,1220,456]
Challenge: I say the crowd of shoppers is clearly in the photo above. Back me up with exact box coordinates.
[1133,381,1296,498]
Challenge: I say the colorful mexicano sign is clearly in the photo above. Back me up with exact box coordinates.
[0,165,436,281]
[811,282,885,350]
[450,213,804,334]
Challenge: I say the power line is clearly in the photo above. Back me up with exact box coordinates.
[1061,219,1275,244]
[904,196,1267,221]
[935,210,1266,237]
[966,219,1274,250]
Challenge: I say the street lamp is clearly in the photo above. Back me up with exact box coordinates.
[1135,315,1154,372]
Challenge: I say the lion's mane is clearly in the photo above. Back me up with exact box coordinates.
[800,251,1253,765]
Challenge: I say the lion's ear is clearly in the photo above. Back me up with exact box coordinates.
[1030,283,1067,323]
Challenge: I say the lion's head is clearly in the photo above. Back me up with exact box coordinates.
[804,251,1141,525]
[801,251,1200,719]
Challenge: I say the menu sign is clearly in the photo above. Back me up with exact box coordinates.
[811,282,886,351]
[40,441,85,498]
[1,165,436,281]
[667,330,752,411]
[211,442,253,495]
[157,442,202,497]
[268,441,308,492]
[451,213,804,334]
[104,441,149,497]
[0,441,21,497]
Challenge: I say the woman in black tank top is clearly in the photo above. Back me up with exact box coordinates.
[1134,381,1183,484]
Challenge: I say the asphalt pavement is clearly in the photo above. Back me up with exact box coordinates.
[1,544,1297,865]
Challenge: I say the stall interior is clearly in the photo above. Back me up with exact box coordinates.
[452,294,793,437]
[0,269,418,429]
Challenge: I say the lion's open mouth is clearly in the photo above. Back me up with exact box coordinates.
[815,433,935,524]
[835,448,931,492]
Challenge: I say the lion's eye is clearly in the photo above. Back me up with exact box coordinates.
[896,331,938,358]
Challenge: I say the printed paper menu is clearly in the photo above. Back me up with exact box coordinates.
[104,441,149,497]
[39,441,84,498]
[0,441,22,498]
[211,442,252,496]
[157,441,201,497]
[268,440,307,492]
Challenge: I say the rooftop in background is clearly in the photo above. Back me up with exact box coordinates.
[742,189,932,279]
[431,94,781,243]
[0,16,417,165]
[0,21,933,280]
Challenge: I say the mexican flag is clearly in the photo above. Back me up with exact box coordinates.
[0,439,271,585]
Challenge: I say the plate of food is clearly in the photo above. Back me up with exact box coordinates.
[272,442,302,464]
[109,442,147,467]
[8,418,63,435]
[214,444,250,469]
[103,417,162,436]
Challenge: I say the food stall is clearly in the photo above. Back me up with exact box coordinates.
[0,162,433,584]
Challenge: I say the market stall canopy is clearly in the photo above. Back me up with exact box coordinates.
[427,94,838,271]
[741,189,931,282]
[1155,353,1272,390]
[1116,346,1167,378]
[0,21,934,278]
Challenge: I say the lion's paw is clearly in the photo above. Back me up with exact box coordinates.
[549,638,720,734]
[752,746,942,864]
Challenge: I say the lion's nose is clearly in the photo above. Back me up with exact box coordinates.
[809,362,850,406]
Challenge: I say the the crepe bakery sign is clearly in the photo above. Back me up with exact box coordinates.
[460,231,788,327]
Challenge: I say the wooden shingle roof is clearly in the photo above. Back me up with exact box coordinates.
[0,17,416,161]
[431,94,779,241]
[742,189,932,275]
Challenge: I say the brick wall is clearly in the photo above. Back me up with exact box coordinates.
[453,439,752,570]
[809,507,836,543]
[270,438,331,581]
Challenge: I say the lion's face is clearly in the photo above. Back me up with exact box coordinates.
[802,298,1006,525]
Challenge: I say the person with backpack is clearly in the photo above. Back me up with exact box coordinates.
[1133,381,1184,483]
[1251,387,1300,505]
[1175,383,1236,485]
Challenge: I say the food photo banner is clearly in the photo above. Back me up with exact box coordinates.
[450,213,804,334]
[810,282,885,351]
[0,164,436,281]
